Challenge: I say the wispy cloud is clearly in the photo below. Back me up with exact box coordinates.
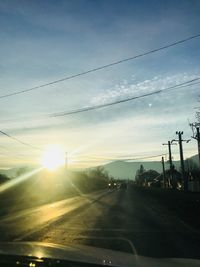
[90,73,199,106]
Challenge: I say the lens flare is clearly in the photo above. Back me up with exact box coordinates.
[0,167,43,194]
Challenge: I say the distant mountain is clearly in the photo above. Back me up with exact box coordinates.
[103,160,171,180]
[103,154,199,180]
[189,154,200,165]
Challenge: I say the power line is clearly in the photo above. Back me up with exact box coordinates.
[1,33,200,100]
[177,80,200,88]
[74,153,167,162]
[125,153,167,161]
[50,77,200,117]
[0,130,42,151]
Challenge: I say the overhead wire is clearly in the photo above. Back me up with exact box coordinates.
[1,78,199,151]
[74,153,167,162]
[0,33,200,99]
[50,77,200,117]
[0,130,42,151]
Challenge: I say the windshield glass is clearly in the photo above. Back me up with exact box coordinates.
[0,0,200,263]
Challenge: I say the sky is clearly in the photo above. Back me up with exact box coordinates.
[0,0,200,169]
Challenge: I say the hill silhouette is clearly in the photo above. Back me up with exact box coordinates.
[103,154,200,179]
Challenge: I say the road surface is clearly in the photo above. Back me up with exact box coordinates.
[0,187,200,258]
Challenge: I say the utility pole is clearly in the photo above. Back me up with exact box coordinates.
[65,152,68,169]
[197,127,200,166]
[161,156,166,188]
[162,141,176,188]
[190,122,200,167]
[172,131,190,192]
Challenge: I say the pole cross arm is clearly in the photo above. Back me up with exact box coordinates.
[171,139,178,143]
[182,139,191,143]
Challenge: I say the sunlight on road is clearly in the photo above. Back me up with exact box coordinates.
[0,191,105,241]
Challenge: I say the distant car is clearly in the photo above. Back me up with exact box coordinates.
[108,182,117,189]
[119,183,127,190]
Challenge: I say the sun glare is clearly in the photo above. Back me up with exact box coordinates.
[41,145,65,171]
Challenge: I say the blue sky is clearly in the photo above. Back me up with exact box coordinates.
[0,0,200,168]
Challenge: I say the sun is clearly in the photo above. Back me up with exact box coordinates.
[41,145,65,171]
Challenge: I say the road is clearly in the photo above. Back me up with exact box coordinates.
[0,187,200,258]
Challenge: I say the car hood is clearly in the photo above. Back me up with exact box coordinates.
[0,241,199,267]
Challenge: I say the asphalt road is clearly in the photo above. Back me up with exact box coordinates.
[0,187,200,259]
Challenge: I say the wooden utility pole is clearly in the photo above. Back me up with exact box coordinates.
[197,127,200,167]
[172,131,190,192]
[162,141,176,188]
[161,156,166,188]
[190,122,200,168]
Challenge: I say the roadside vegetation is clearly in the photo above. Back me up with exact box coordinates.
[0,173,10,185]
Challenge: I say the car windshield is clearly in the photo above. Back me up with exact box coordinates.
[0,0,200,264]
